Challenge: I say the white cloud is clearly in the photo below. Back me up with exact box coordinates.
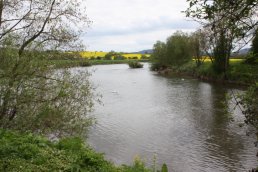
[82,0,199,52]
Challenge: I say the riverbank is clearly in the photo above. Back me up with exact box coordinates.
[50,59,149,68]
[0,129,157,172]
[157,60,258,86]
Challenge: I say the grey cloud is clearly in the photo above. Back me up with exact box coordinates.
[84,18,199,38]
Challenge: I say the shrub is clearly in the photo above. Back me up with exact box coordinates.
[0,130,118,172]
[128,61,143,68]
[0,130,160,172]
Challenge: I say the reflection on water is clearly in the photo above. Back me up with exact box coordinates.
[74,63,257,171]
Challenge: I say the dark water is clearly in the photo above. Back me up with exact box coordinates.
[81,63,257,171]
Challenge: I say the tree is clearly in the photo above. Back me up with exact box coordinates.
[253,30,258,56]
[150,41,167,70]
[185,0,258,73]
[0,1,95,138]
[104,51,116,60]
[166,31,192,66]
[150,31,193,70]
[245,29,258,64]
[190,30,208,67]
[0,0,90,54]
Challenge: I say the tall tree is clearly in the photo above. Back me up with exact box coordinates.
[166,31,192,66]
[185,0,258,73]
[150,41,167,69]
[190,30,209,67]
[252,29,258,58]
[151,31,192,69]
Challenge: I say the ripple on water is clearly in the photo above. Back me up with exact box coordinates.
[83,64,258,171]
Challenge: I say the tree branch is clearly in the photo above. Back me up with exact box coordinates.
[18,0,56,56]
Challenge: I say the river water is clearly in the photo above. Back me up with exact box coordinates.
[82,63,257,171]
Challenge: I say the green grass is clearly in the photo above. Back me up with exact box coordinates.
[49,59,91,68]
[90,59,149,65]
[90,59,131,65]
[50,59,149,68]
[166,60,258,85]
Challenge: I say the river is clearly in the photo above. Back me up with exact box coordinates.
[81,63,257,171]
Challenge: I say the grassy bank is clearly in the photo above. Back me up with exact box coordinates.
[50,59,149,68]
[162,60,258,85]
[0,130,157,172]
[90,59,148,65]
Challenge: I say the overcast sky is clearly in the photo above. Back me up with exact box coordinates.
[82,0,199,52]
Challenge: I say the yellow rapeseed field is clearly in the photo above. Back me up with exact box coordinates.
[194,56,244,62]
[79,51,151,59]
[80,51,107,58]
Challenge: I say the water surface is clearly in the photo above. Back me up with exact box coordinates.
[80,63,257,171]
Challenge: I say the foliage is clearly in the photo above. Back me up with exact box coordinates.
[166,59,258,85]
[166,31,192,66]
[104,51,116,60]
[239,83,258,129]
[0,130,118,172]
[185,0,258,73]
[150,41,167,69]
[0,0,95,138]
[212,29,231,73]
[114,55,126,60]
[141,55,149,60]
[0,46,97,138]
[49,59,91,68]
[150,31,193,70]
[123,54,147,59]
[120,157,151,172]
[0,0,90,54]
[246,30,258,64]
[252,30,258,57]
[185,0,258,43]
[128,61,143,68]
[0,130,163,172]
[161,164,168,172]
[190,30,207,67]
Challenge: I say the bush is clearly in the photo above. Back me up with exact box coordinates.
[90,56,96,60]
[0,130,119,172]
[128,61,143,68]
[150,63,168,71]
[0,130,159,172]
[96,56,102,60]
[120,157,151,172]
